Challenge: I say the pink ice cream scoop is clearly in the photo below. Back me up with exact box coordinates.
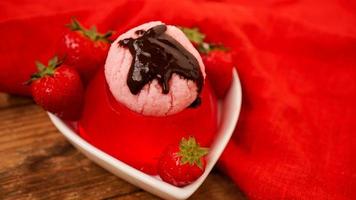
[105,21,206,116]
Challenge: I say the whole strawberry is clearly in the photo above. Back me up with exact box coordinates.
[29,56,84,120]
[158,137,209,187]
[57,18,112,84]
[180,27,233,98]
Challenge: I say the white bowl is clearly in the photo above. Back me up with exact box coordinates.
[48,69,242,200]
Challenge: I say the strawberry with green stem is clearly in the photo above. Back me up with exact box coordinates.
[180,27,234,98]
[158,136,209,187]
[57,18,113,84]
[28,56,84,120]
[179,27,228,53]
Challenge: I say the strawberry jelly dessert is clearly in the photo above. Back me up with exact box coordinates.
[78,22,217,175]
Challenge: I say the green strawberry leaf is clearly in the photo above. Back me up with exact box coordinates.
[35,61,46,71]
[47,56,59,69]
[26,56,61,85]
[179,26,228,54]
[177,136,209,169]
[179,27,205,44]
[67,17,113,43]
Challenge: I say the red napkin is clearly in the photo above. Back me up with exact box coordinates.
[1,0,355,199]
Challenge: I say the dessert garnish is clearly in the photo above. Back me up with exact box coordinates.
[28,56,84,120]
[57,18,113,83]
[158,136,208,187]
[180,26,233,98]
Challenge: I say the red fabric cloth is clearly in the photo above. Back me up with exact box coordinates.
[1,0,355,199]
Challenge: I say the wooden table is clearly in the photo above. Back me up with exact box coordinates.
[0,93,246,200]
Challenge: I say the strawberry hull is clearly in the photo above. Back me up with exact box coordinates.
[78,69,218,175]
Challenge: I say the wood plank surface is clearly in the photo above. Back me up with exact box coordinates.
[0,93,246,200]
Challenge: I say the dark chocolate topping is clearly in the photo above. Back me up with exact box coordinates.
[118,24,204,95]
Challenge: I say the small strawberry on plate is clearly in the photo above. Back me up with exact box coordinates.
[158,136,209,187]
[180,27,234,98]
[28,56,84,120]
[57,18,112,84]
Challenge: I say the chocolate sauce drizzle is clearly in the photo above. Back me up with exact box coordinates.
[118,24,203,96]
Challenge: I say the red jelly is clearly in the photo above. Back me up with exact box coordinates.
[78,69,218,175]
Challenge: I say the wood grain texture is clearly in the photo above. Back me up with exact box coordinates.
[0,93,246,200]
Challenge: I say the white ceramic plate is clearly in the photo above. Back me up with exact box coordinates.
[48,69,242,200]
